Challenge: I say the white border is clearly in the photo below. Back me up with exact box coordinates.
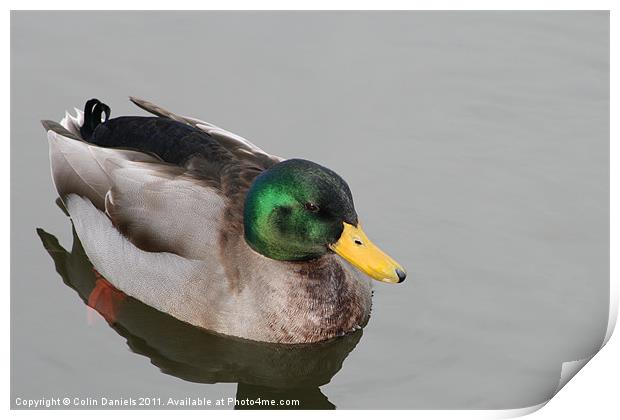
[4,1,616,419]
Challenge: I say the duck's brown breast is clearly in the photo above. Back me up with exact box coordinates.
[258,256,373,343]
[217,232,373,344]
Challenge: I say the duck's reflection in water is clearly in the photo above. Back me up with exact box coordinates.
[37,224,363,410]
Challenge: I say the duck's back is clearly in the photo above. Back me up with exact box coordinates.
[88,116,234,167]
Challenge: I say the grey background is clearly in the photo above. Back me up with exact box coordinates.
[11,11,609,409]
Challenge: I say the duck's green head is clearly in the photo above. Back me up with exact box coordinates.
[243,159,406,283]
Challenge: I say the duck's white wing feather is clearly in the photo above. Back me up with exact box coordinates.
[59,109,83,137]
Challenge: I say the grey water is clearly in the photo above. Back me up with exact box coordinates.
[11,11,609,409]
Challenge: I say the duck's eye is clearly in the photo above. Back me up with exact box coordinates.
[304,202,320,212]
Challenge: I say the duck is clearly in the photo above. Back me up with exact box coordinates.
[41,97,406,344]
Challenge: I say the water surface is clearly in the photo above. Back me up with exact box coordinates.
[11,11,609,409]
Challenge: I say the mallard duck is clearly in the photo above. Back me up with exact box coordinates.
[41,98,406,344]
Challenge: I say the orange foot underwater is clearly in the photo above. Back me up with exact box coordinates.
[87,269,127,324]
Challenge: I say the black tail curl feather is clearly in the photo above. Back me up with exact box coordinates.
[80,98,110,140]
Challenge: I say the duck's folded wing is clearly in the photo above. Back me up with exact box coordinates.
[47,124,227,261]
[103,159,227,260]
[45,122,162,210]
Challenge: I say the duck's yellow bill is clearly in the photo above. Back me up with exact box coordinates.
[329,222,406,283]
